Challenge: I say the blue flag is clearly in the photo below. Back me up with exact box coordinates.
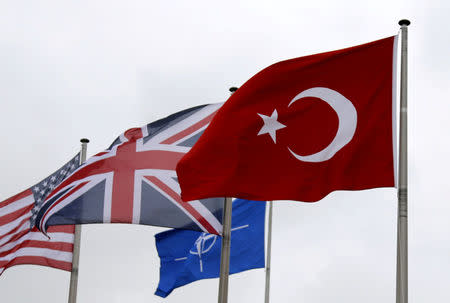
[154,199,266,297]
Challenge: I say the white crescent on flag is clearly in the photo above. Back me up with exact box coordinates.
[287,87,358,162]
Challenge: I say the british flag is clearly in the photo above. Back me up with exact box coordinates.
[35,104,224,235]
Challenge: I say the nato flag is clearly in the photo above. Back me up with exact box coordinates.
[154,199,266,297]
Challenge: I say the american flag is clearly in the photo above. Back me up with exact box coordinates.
[0,155,79,275]
[35,104,224,235]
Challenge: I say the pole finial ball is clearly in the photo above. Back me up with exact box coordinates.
[80,138,90,143]
[229,87,238,93]
[398,19,411,26]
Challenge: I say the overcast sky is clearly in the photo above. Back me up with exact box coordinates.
[1,1,449,302]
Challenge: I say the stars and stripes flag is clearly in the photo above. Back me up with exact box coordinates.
[0,154,80,275]
[34,104,224,235]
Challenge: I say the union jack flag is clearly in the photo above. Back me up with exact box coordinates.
[35,104,224,235]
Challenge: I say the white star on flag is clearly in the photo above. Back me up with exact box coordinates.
[257,109,286,143]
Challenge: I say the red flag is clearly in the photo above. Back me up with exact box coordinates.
[177,36,398,202]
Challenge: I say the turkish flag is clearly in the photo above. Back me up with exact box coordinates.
[177,36,398,202]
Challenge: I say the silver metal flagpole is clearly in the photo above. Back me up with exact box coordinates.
[68,138,89,303]
[218,197,233,303]
[396,19,410,303]
[218,87,237,303]
[264,201,273,303]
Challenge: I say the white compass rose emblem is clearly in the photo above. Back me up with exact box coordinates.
[173,224,249,272]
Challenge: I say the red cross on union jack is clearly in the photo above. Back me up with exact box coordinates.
[36,104,223,235]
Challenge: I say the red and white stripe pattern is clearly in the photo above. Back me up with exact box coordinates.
[0,188,74,275]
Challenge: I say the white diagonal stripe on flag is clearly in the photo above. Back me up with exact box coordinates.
[143,103,222,147]
[138,169,221,234]
[39,172,112,231]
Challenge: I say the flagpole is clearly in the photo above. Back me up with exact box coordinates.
[264,201,273,303]
[218,87,238,303]
[68,138,89,303]
[396,19,410,303]
[218,197,233,303]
